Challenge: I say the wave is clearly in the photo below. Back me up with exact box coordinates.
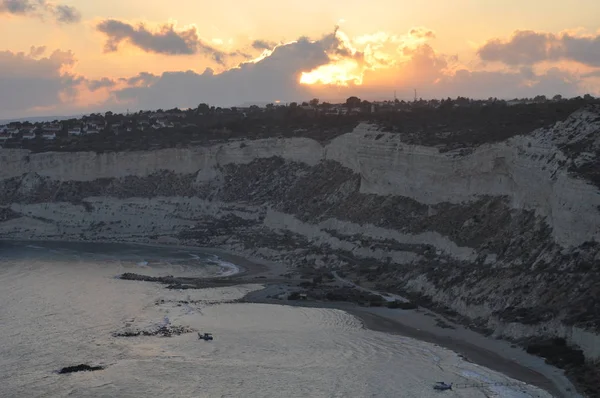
[212,259,240,277]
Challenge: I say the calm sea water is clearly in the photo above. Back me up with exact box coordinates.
[0,241,551,397]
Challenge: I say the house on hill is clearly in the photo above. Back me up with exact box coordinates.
[42,123,62,133]
[0,132,12,143]
[152,119,174,129]
[22,130,36,140]
[83,122,103,134]
[68,127,82,136]
[83,120,105,132]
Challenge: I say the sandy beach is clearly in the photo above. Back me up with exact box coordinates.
[204,247,580,398]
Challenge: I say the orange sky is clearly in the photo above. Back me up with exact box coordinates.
[1,0,600,118]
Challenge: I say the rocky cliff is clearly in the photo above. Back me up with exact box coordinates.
[1,107,600,365]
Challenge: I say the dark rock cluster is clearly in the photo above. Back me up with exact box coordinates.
[112,325,196,338]
[58,364,104,374]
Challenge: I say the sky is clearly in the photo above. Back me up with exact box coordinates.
[1,0,600,119]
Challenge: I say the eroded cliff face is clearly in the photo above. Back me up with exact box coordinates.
[1,107,600,360]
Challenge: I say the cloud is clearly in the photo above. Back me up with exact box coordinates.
[96,19,241,65]
[582,70,600,78]
[0,0,81,23]
[106,28,589,112]
[52,4,80,23]
[0,48,81,116]
[433,67,581,100]
[29,45,47,57]
[478,30,600,67]
[0,0,34,14]
[97,20,199,55]
[87,77,116,91]
[119,72,160,87]
[3,28,597,119]
[409,27,435,40]
[311,39,582,101]
[371,40,581,99]
[252,39,277,50]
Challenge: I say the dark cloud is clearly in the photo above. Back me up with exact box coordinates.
[97,20,198,54]
[96,19,237,65]
[119,72,160,86]
[0,49,81,117]
[519,66,536,80]
[252,39,276,50]
[478,30,600,67]
[561,34,600,67]
[29,45,47,57]
[0,0,34,14]
[0,0,81,23]
[87,77,116,91]
[52,4,80,23]
[230,49,252,60]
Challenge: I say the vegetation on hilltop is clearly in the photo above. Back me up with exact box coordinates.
[1,95,598,154]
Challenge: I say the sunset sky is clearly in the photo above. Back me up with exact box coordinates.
[1,0,600,119]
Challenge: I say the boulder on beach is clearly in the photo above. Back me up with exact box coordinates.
[58,364,104,374]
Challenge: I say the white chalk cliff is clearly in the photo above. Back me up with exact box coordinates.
[1,107,600,361]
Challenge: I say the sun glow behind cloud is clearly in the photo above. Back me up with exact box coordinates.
[299,27,436,86]
[299,58,364,85]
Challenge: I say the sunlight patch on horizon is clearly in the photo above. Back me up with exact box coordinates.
[300,27,435,87]
[300,58,364,85]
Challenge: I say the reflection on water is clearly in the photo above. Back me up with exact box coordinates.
[0,241,550,397]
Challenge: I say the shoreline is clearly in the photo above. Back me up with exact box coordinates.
[0,238,273,279]
[202,246,578,398]
[218,251,578,398]
[2,238,579,397]
[349,309,568,397]
[241,288,575,398]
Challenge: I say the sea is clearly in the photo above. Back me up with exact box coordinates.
[0,240,553,398]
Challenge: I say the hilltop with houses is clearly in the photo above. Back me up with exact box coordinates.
[1,94,597,153]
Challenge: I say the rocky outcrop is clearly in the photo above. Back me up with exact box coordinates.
[2,107,600,367]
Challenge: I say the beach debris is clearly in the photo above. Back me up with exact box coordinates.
[433,382,453,391]
[434,318,456,329]
[113,324,196,338]
[118,272,240,290]
[434,381,525,390]
[58,364,105,374]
